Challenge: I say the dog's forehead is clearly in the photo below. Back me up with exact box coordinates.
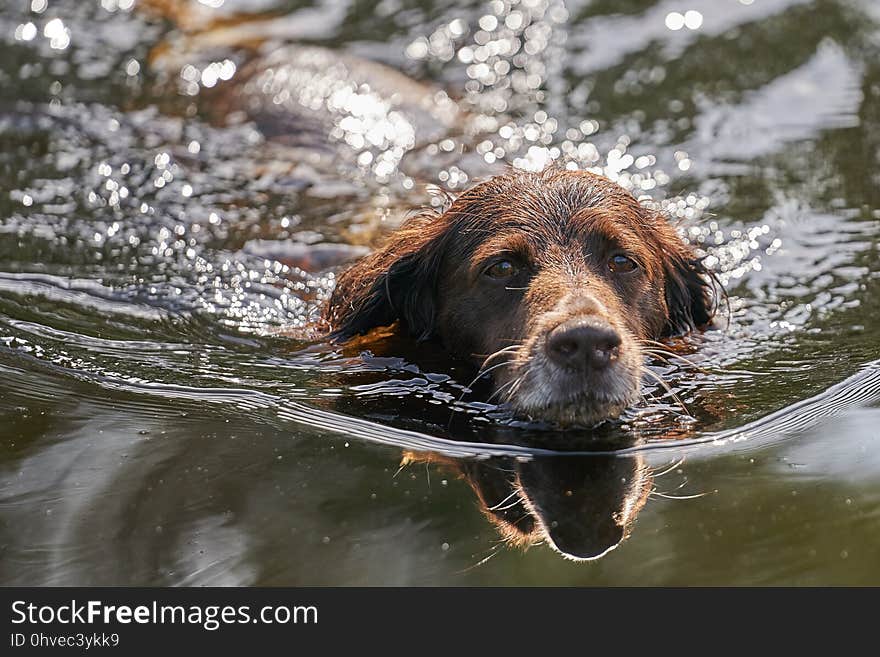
[450,201,648,254]
[449,172,646,230]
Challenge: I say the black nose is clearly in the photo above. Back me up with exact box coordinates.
[545,319,622,371]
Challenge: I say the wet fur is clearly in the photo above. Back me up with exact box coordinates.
[323,168,714,425]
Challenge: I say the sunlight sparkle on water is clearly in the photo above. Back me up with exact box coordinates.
[397,0,685,196]
[43,17,70,49]
[665,11,703,31]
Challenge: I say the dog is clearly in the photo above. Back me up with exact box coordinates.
[323,167,715,427]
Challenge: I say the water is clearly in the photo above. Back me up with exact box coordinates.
[1,0,878,584]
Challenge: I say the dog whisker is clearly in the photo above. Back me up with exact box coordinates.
[651,457,685,478]
[486,489,523,512]
[466,360,516,390]
[476,344,523,371]
[638,341,709,373]
[641,367,690,416]
[454,546,502,575]
[486,376,521,404]
[651,491,708,500]
[505,372,528,402]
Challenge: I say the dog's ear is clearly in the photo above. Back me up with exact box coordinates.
[323,212,448,342]
[662,249,714,336]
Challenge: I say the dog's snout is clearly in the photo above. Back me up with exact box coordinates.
[545,319,621,371]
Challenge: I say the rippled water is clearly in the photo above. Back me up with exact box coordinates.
[1,0,879,584]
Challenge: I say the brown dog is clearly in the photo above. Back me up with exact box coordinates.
[323,168,714,426]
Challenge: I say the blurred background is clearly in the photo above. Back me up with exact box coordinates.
[0,0,878,584]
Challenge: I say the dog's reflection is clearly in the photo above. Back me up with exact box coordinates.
[409,449,651,561]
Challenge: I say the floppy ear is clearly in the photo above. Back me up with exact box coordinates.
[323,212,448,342]
[662,250,715,336]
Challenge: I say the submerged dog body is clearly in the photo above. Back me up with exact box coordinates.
[324,168,714,426]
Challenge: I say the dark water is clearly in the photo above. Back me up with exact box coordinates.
[1,0,879,584]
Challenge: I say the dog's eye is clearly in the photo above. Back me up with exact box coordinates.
[608,254,639,273]
[484,260,518,279]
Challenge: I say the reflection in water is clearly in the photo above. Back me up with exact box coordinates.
[416,446,651,561]
[567,0,812,75]
[685,40,862,165]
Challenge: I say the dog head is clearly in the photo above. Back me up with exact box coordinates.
[324,168,713,426]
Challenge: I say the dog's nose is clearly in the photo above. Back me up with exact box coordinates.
[545,319,621,371]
